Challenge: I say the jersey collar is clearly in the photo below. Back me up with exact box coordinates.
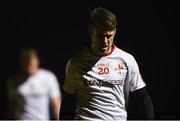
[89,44,116,57]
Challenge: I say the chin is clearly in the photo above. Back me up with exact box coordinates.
[99,50,108,56]
[97,47,110,55]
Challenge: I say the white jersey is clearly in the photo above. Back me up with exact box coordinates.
[18,69,61,120]
[63,45,146,120]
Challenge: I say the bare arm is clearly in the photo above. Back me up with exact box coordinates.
[50,96,61,120]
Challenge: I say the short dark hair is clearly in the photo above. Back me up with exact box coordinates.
[89,7,117,30]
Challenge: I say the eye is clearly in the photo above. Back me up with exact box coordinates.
[106,35,112,39]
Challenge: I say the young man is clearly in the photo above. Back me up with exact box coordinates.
[7,48,61,120]
[60,7,154,120]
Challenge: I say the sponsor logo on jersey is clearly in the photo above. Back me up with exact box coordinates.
[83,75,123,88]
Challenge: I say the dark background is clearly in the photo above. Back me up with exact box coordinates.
[6,0,179,119]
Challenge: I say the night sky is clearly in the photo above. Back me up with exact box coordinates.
[6,0,180,119]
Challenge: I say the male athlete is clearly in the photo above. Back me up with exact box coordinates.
[60,7,154,120]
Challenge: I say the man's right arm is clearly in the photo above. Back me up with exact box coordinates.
[60,59,77,120]
[59,90,77,120]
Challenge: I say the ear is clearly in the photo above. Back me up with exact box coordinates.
[113,28,117,35]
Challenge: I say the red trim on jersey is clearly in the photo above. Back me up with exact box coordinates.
[102,44,116,57]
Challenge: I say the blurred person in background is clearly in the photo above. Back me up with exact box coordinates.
[7,48,61,120]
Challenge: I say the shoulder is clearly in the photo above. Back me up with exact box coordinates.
[114,46,136,64]
[38,68,57,78]
[113,46,140,73]
[67,47,90,66]
[115,47,141,74]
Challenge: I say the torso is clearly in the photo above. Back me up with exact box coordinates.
[18,69,53,120]
[70,46,130,120]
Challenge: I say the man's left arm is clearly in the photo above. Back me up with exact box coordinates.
[131,87,154,119]
[48,72,62,120]
[128,55,154,119]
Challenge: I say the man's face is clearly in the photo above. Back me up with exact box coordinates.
[90,27,116,56]
[27,55,39,74]
[22,55,39,75]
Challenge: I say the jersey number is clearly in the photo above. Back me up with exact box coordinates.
[98,67,109,75]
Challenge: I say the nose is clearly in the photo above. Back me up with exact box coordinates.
[103,37,108,45]
[98,35,108,45]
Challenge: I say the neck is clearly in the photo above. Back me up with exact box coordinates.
[28,68,39,75]
[91,45,114,56]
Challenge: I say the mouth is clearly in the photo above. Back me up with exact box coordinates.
[101,45,108,50]
[102,47,108,50]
